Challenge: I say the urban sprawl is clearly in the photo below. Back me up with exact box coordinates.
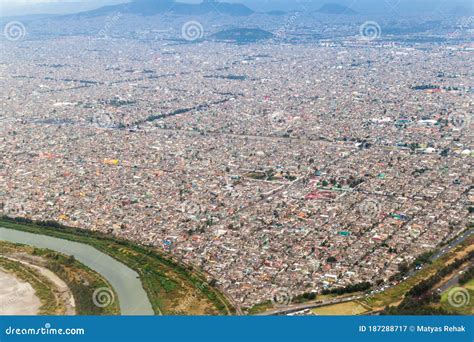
[0,12,472,308]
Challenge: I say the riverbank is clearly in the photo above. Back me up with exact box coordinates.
[0,216,235,315]
[0,240,120,315]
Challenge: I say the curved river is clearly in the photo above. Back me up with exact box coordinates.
[0,227,154,315]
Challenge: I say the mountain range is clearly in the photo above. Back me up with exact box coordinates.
[79,0,255,17]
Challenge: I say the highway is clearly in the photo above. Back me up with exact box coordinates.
[256,295,363,316]
[257,228,473,316]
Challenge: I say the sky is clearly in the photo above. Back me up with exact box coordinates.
[0,0,472,17]
[0,0,127,16]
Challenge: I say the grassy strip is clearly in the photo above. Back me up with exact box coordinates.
[38,249,120,315]
[0,217,234,315]
[363,236,474,310]
[439,279,473,315]
[0,257,60,315]
[0,241,120,315]
[311,301,369,316]
[245,293,343,315]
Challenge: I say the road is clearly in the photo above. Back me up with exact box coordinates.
[431,229,473,261]
[256,295,363,316]
[258,228,473,316]
[437,265,471,293]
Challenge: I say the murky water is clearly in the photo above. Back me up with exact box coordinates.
[0,227,154,315]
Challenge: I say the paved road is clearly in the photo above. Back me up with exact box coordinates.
[437,265,471,293]
[259,228,473,316]
[256,295,362,316]
[369,228,473,295]
[431,229,473,261]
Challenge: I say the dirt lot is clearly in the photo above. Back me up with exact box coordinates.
[0,269,41,315]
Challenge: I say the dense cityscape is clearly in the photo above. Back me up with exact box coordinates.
[0,0,472,318]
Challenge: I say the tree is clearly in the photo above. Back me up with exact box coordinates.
[327,256,337,263]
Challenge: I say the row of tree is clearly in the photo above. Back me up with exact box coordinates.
[382,250,473,315]
[321,282,371,296]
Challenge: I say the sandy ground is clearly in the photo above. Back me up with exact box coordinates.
[5,257,76,315]
[0,269,41,315]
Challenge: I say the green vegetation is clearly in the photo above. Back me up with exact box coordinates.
[364,235,474,312]
[245,169,294,182]
[458,266,474,285]
[43,251,120,315]
[321,282,372,296]
[439,280,473,315]
[0,216,234,315]
[410,84,440,90]
[0,256,60,315]
[0,241,120,315]
[245,300,274,315]
[292,292,317,303]
[382,251,473,315]
[311,301,369,316]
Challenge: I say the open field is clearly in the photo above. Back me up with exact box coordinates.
[311,301,369,316]
[439,279,474,315]
[0,217,235,315]
[246,292,361,315]
[0,268,41,315]
[0,257,60,315]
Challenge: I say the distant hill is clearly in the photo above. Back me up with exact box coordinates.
[79,0,254,17]
[211,28,274,43]
[265,10,286,16]
[315,3,357,15]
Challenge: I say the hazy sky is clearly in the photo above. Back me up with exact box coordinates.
[1,0,472,17]
[0,0,127,16]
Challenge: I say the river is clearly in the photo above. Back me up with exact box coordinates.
[0,227,154,316]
